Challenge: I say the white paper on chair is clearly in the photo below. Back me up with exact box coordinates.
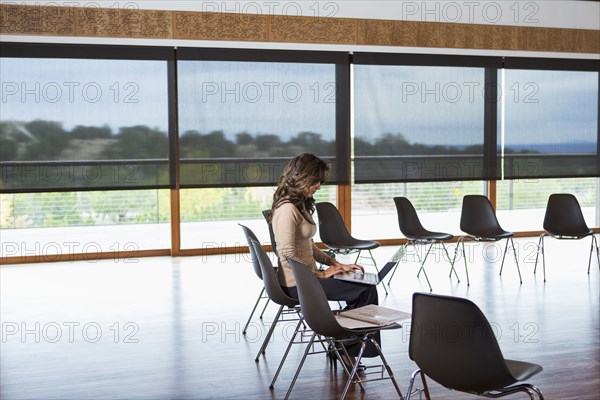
[335,305,411,329]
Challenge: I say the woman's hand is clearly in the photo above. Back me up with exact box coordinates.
[317,261,364,278]
[318,265,344,278]
[340,263,364,274]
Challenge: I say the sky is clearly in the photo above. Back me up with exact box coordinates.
[1,57,597,150]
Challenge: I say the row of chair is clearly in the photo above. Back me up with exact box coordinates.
[242,193,597,355]
[240,223,545,399]
[316,193,599,291]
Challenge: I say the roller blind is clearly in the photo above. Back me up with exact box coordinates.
[500,58,599,179]
[176,48,350,188]
[0,43,173,193]
[353,53,501,183]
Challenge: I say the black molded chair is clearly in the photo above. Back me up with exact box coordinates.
[534,193,599,281]
[406,292,544,400]
[456,195,522,285]
[248,239,306,389]
[239,224,271,335]
[286,257,404,400]
[262,209,278,254]
[315,202,387,295]
[239,225,301,367]
[389,197,460,291]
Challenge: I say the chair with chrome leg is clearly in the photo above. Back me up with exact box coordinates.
[388,197,460,291]
[286,257,404,400]
[239,224,271,336]
[315,201,387,295]
[535,193,599,281]
[406,292,544,399]
[240,224,300,365]
[456,195,522,285]
[247,239,306,389]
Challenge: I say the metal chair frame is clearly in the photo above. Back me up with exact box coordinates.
[242,287,270,335]
[533,193,600,281]
[454,235,522,286]
[456,195,523,285]
[315,202,388,295]
[389,197,459,292]
[388,239,460,292]
[534,233,599,282]
[240,225,303,365]
[406,292,544,400]
[286,257,405,400]
[406,369,545,400]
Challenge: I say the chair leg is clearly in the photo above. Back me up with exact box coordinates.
[387,244,407,286]
[367,249,388,295]
[501,237,522,284]
[259,297,271,319]
[336,341,366,392]
[454,237,470,286]
[534,234,546,282]
[406,369,431,400]
[416,242,434,292]
[340,340,368,400]
[270,317,303,388]
[511,237,523,284]
[483,384,545,399]
[441,242,460,282]
[369,337,404,400]
[587,235,599,274]
[529,385,545,400]
[499,237,510,275]
[243,287,266,335]
[405,370,418,400]
[284,331,316,400]
[255,305,283,362]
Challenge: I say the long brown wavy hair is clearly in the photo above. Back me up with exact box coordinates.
[270,153,331,222]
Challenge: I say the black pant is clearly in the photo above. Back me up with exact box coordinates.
[282,279,381,358]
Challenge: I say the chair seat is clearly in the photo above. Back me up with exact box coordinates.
[324,238,380,251]
[505,359,544,383]
[406,231,453,242]
[545,229,594,240]
[466,229,513,240]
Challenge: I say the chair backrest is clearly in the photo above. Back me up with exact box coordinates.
[393,197,428,238]
[261,209,278,254]
[287,257,349,339]
[239,224,263,280]
[460,195,503,236]
[315,202,356,248]
[249,240,298,308]
[543,194,590,236]
[409,292,516,393]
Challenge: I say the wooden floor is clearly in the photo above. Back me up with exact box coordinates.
[1,237,599,399]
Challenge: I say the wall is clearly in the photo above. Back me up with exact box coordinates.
[0,1,598,58]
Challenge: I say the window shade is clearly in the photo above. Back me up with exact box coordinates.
[500,59,599,179]
[353,53,501,183]
[0,43,173,193]
[176,48,350,188]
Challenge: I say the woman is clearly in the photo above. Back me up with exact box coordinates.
[269,153,380,360]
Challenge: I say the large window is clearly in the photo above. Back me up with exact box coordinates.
[351,181,485,240]
[1,43,598,261]
[0,190,170,258]
[496,178,598,232]
[499,65,598,180]
[180,185,336,249]
[0,44,172,192]
[176,48,349,188]
[353,54,501,184]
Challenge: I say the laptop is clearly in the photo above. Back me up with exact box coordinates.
[333,246,405,285]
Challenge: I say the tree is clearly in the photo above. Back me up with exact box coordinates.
[102,125,168,159]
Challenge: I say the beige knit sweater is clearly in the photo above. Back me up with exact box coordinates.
[272,202,333,287]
